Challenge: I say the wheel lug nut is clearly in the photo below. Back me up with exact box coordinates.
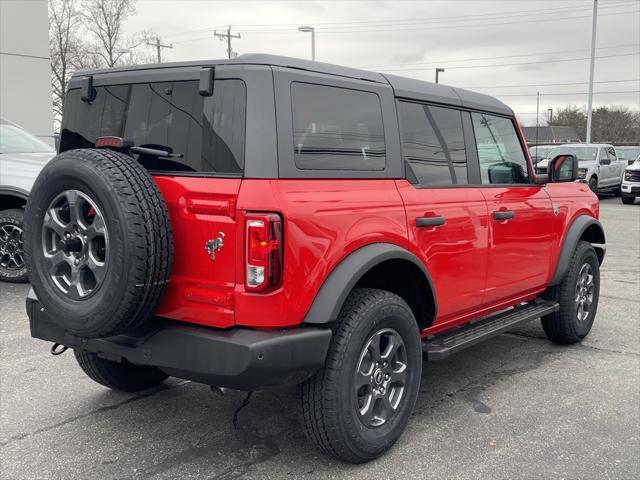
[74,259,79,265]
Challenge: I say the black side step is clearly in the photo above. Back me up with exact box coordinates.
[422,300,559,361]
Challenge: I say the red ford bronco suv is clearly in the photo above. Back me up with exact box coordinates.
[24,54,605,463]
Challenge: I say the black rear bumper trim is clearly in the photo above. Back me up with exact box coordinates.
[27,289,331,390]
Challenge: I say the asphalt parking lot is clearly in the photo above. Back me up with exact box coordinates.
[1,196,638,480]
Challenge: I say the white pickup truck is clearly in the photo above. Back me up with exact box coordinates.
[535,143,626,195]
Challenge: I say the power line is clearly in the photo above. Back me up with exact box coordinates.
[361,43,638,69]
[230,1,634,30]
[379,52,639,72]
[492,90,640,97]
[461,79,640,89]
[239,8,638,34]
[163,1,633,40]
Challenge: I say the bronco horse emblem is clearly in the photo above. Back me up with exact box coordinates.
[205,232,225,261]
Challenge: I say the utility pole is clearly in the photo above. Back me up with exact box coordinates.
[147,37,173,63]
[214,26,241,59]
[586,0,598,144]
[435,67,445,84]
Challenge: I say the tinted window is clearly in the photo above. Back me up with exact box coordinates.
[60,80,246,174]
[471,113,530,184]
[291,82,385,171]
[399,102,467,186]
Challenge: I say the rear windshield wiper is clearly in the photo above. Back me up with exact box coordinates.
[130,146,183,158]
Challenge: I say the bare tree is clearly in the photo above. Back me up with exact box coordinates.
[49,0,83,120]
[82,0,138,68]
[549,105,640,143]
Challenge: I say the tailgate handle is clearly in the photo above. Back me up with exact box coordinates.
[416,216,445,228]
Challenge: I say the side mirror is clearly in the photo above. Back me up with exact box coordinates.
[548,154,579,182]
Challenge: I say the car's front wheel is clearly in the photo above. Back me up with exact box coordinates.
[542,241,600,344]
[0,208,29,283]
[588,177,598,195]
[298,288,422,463]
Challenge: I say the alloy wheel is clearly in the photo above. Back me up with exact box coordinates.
[41,190,109,299]
[575,263,595,322]
[0,223,25,271]
[354,328,407,428]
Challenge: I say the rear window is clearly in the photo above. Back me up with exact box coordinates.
[291,82,386,171]
[60,79,246,175]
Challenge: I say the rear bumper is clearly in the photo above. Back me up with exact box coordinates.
[26,289,331,390]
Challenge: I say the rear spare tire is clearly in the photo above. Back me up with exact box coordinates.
[24,148,173,338]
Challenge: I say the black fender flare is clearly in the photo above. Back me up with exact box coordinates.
[549,215,605,286]
[0,186,29,200]
[303,242,436,324]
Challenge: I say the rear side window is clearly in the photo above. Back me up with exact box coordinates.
[398,101,467,186]
[60,79,246,175]
[471,113,530,184]
[291,82,386,171]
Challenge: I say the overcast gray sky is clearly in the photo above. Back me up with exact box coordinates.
[124,0,640,125]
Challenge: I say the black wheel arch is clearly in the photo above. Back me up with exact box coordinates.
[549,215,605,286]
[0,187,29,211]
[302,243,436,330]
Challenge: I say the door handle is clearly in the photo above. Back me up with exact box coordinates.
[416,216,445,228]
[492,210,515,221]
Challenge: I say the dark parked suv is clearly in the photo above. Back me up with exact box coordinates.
[25,54,605,463]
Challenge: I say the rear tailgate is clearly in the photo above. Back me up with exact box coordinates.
[154,176,241,328]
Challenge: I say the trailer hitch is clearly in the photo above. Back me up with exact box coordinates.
[51,343,69,355]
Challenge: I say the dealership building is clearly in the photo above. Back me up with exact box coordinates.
[0,0,53,145]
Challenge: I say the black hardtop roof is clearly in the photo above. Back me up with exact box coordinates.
[72,53,511,116]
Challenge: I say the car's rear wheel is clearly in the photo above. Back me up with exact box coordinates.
[0,208,29,283]
[74,349,168,392]
[621,194,635,205]
[541,241,600,344]
[298,288,422,463]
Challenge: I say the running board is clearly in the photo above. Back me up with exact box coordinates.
[422,300,559,361]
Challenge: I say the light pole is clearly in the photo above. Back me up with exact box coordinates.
[298,26,315,61]
[115,48,133,65]
[435,67,445,84]
[586,0,598,144]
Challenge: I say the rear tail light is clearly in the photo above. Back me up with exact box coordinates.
[245,213,283,292]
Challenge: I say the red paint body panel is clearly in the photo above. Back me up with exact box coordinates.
[234,179,408,327]
[153,176,241,328]
[149,131,599,334]
[480,186,554,303]
[394,180,490,323]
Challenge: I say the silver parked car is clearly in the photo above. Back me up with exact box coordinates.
[0,118,54,282]
[536,144,626,195]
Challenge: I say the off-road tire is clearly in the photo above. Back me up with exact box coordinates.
[621,194,635,205]
[74,349,168,392]
[298,288,422,463]
[0,208,29,283]
[24,148,173,338]
[541,241,600,344]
